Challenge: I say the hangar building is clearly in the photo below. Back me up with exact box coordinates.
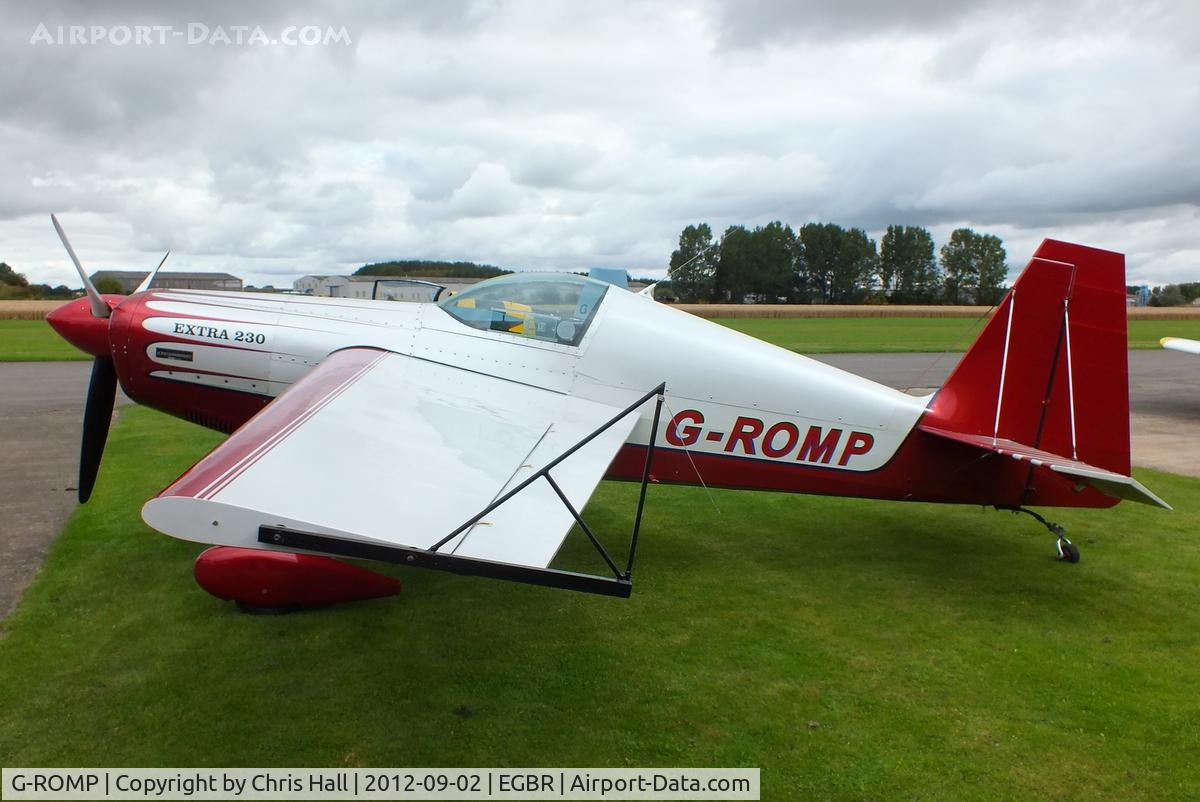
[293,274,485,300]
[90,270,243,293]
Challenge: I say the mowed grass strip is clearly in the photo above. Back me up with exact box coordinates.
[0,320,88,361]
[5,312,1200,362]
[0,406,1197,800]
[713,316,1200,353]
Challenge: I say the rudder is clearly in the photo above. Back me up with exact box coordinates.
[923,239,1130,476]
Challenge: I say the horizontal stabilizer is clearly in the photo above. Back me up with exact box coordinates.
[919,425,1170,509]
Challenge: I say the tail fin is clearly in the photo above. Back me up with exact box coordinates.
[924,239,1131,476]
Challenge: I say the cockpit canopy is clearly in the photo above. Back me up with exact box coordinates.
[437,273,610,347]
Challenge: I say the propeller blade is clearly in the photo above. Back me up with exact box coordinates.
[134,250,171,293]
[51,213,110,319]
[79,357,117,503]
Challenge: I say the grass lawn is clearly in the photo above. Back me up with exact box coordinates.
[715,317,1200,354]
[0,319,88,361]
[4,314,1199,362]
[1,407,1197,799]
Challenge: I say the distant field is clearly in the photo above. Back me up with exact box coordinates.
[4,309,1198,363]
[681,303,1200,320]
[715,317,1200,353]
[715,317,991,354]
[0,320,88,361]
[0,300,63,320]
[8,299,1200,322]
[0,406,1196,800]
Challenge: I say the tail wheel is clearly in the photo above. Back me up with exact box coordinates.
[1057,539,1081,563]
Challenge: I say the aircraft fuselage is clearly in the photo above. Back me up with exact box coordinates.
[52,282,1112,509]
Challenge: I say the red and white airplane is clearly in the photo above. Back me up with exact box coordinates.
[46,215,1168,611]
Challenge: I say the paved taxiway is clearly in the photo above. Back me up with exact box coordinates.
[818,351,1200,477]
[0,362,129,618]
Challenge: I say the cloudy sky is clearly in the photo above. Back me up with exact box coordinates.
[2,0,1197,289]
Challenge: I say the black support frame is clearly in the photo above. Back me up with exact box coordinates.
[259,382,667,598]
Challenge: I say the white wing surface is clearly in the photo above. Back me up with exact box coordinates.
[143,348,638,569]
[1161,337,1200,355]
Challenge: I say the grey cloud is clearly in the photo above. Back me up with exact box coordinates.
[383,148,480,203]
[428,162,525,220]
[0,0,1196,288]
[709,0,1199,51]
[710,0,991,49]
[509,142,602,190]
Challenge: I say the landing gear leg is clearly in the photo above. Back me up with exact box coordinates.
[995,506,1080,563]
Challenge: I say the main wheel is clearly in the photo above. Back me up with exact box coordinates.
[1057,540,1081,563]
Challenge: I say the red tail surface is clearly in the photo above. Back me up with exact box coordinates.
[923,240,1130,476]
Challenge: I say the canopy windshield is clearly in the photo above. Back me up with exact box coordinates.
[437,273,609,346]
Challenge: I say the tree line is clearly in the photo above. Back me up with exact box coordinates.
[354,260,510,279]
[0,262,76,300]
[1147,282,1200,307]
[667,222,1009,305]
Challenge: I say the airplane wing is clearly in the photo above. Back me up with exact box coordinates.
[1161,337,1200,355]
[919,425,1171,509]
[142,347,642,576]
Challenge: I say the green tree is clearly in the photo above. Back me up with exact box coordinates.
[1178,282,1200,303]
[831,228,879,304]
[879,225,940,303]
[0,262,29,287]
[749,221,797,302]
[668,223,717,302]
[975,234,1008,305]
[95,277,125,294]
[796,223,877,303]
[355,260,509,279]
[878,227,901,295]
[1150,285,1187,306]
[715,225,753,302]
[940,228,1007,304]
[940,229,977,304]
[712,222,799,303]
[797,222,842,303]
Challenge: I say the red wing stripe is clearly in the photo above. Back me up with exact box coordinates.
[199,352,384,500]
[198,350,386,499]
[159,348,388,500]
[194,360,362,498]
